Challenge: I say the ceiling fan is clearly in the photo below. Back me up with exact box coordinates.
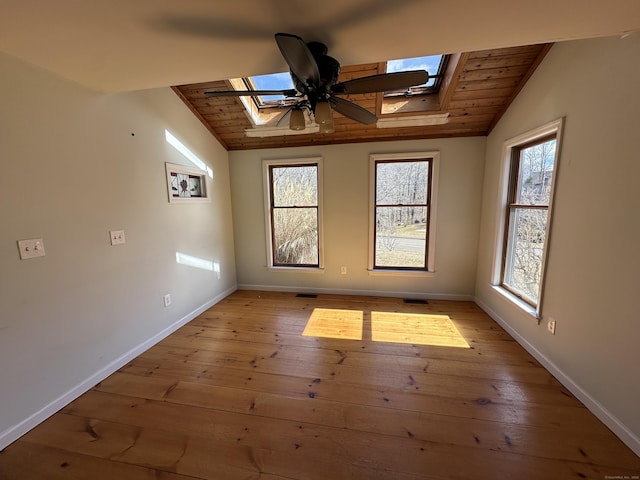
[204,32,429,133]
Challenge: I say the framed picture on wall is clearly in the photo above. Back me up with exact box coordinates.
[165,163,210,203]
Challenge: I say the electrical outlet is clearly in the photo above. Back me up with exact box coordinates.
[17,238,46,260]
[340,266,347,275]
[163,294,172,307]
[109,230,126,246]
[547,318,556,335]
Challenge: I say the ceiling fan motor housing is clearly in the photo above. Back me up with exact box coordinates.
[292,41,341,97]
[314,54,341,95]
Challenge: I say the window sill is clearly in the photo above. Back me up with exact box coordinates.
[491,285,540,320]
[267,266,325,274]
[368,269,435,278]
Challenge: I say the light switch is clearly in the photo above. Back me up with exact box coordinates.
[109,230,126,246]
[18,238,46,260]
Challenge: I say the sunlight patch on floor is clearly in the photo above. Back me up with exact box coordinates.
[302,308,469,348]
[302,308,364,340]
[371,312,470,348]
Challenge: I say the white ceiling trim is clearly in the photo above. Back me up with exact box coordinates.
[376,113,450,129]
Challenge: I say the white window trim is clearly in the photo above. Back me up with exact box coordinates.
[262,157,324,270]
[491,118,564,319]
[368,151,439,274]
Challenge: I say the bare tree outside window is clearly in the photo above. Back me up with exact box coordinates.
[374,159,431,269]
[269,164,319,266]
[502,137,557,304]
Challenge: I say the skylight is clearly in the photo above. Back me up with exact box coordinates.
[385,54,448,95]
[241,54,449,110]
[245,72,295,107]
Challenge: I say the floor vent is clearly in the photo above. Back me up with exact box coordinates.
[403,298,429,304]
[296,293,318,298]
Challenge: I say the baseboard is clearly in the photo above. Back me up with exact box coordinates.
[0,285,236,451]
[238,283,474,302]
[475,297,640,457]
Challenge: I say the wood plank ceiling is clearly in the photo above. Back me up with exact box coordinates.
[173,43,552,151]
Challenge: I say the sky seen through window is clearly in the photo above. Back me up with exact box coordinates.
[246,54,444,104]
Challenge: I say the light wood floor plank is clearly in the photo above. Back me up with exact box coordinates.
[124,342,581,408]
[92,375,635,468]
[2,290,638,479]
[112,365,610,433]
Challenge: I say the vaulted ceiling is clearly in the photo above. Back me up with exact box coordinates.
[173,43,552,150]
[2,1,639,150]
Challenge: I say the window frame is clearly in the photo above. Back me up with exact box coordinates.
[243,74,298,109]
[383,55,450,97]
[492,118,564,318]
[368,152,439,274]
[262,157,324,270]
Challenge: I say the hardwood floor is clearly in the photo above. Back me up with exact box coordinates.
[1,290,638,479]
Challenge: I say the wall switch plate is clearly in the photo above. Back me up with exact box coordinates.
[547,318,556,335]
[163,294,172,307]
[17,238,46,259]
[109,230,126,245]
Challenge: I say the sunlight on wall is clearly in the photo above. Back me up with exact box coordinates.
[302,308,363,340]
[165,130,213,178]
[371,312,469,348]
[176,252,214,272]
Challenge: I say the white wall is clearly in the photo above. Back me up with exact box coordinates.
[229,138,485,299]
[475,36,640,453]
[0,53,236,448]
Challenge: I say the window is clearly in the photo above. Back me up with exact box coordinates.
[495,119,563,315]
[263,158,323,268]
[370,152,439,272]
[384,55,449,96]
[243,54,449,108]
[244,72,296,108]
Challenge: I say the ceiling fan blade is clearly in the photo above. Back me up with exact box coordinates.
[329,97,377,125]
[333,70,429,94]
[274,33,320,91]
[204,89,297,97]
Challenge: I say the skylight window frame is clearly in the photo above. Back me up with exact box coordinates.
[383,55,450,97]
[242,75,298,110]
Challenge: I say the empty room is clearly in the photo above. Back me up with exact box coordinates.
[1,1,639,479]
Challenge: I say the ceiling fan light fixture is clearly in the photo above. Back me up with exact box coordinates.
[289,107,306,131]
[315,100,334,133]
